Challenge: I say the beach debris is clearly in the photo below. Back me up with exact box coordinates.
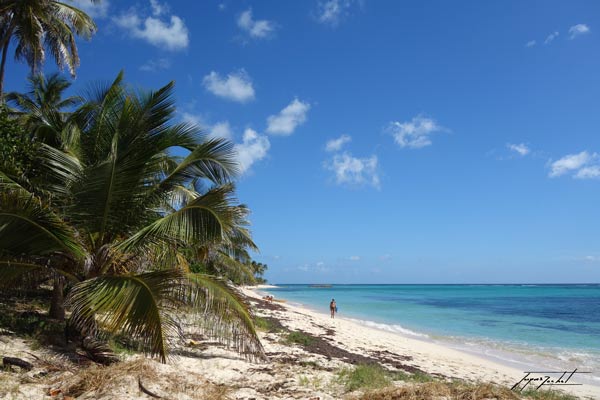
[2,356,33,371]
[47,388,61,396]
[138,376,162,398]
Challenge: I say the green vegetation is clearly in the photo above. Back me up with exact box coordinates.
[0,0,96,97]
[0,71,265,362]
[0,107,39,176]
[253,316,279,332]
[390,369,436,383]
[522,389,579,400]
[285,331,315,347]
[337,363,392,392]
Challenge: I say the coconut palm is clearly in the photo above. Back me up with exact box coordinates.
[0,72,265,362]
[0,0,97,98]
[7,72,82,148]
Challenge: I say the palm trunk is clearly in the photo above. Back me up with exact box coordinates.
[0,21,15,102]
[49,274,66,320]
[0,37,9,102]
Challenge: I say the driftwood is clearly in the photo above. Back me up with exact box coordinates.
[138,377,162,399]
[2,357,33,371]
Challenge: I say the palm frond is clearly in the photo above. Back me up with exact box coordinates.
[186,274,266,360]
[0,190,85,258]
[67,269,185,363]
[0,258,46,286]
[118,184,242,252]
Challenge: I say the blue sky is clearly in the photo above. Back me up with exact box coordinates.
[5,0,600,283]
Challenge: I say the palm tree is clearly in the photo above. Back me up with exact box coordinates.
[0,0,97,98]
[0,72,265,362]
[7,72,82,148]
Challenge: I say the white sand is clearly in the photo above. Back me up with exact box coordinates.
[241,287,600,399]
[1,287,598,399]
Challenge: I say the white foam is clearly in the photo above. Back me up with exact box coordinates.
[348,318,429,338]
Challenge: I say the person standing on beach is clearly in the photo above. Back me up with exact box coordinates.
[330,298,337,319]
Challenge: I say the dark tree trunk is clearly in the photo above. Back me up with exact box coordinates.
[0,37,10,101]
[49,274,65,320]
[0,22,14,102]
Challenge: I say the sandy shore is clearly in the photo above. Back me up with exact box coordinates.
[240,287,599,399]
[0,286,598,399]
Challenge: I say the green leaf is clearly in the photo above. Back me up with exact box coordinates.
[67,269,185,363]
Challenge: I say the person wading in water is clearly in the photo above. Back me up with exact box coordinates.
[330,298,337,319]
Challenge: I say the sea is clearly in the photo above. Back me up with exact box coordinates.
[265,284,600,387]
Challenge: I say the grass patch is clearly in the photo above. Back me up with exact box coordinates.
[390,370,436,383]
[337,364,392,392]
[521,389,579,400]
[284,331,314,347]
[357,380,580,400]
[253,316,277,332]
[298,374,323,389]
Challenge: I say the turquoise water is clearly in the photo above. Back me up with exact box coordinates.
[266,284,600,384]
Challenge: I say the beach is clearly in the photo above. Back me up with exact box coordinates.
[2,285,598,399]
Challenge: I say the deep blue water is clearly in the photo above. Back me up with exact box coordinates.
[266,284,600,381]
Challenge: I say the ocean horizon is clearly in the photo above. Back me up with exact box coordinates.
[266,283,600,387]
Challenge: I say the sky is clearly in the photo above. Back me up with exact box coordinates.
[4,0,600,283]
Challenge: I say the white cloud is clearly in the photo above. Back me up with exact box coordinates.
[575,166,600,180]
[325,152,380,188]
[266,99,310,135]
[544,31,559,44]
[235,128,271,174]
[379,254,392,261]
[387,115,445,149]
[114,5,189,51]
[209,121,233,140]
[180,113,233,140]
[202,70,255,103]
[525,40,536,47]
[348,255,360,261]
[325,134,351,152]
[316,0,353,26]
[569,24,590,39]
[69,0,110,18]
[139,58,171,72]
[548,151,595,178]
[237,9,275,39]
[507,143,530,156]
[149,0,168,16]
[582,255,600,262]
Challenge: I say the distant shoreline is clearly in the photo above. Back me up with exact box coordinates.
[252,284,600,396]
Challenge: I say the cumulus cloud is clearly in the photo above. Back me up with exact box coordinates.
[150,0,168,16]
[325,152,380,188]
[387,115,445,149]
[316,0,354,26]
[569,24,590,39]
[180,113,233,141]
[235,128,271,174]
[202,70,255,103]
[548,151,598,178]
[139,58,171,72]
[525,40,536,47]
[114,3,189,51]
[266,99,310,135]
[325,134,352,152]
[575,166,600,180]
[348,255,360,261]
[544,31,559,44]
[209,121,233,140]
[69,0,110,18]
[507,143,530,156]
[237,8,275,39]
